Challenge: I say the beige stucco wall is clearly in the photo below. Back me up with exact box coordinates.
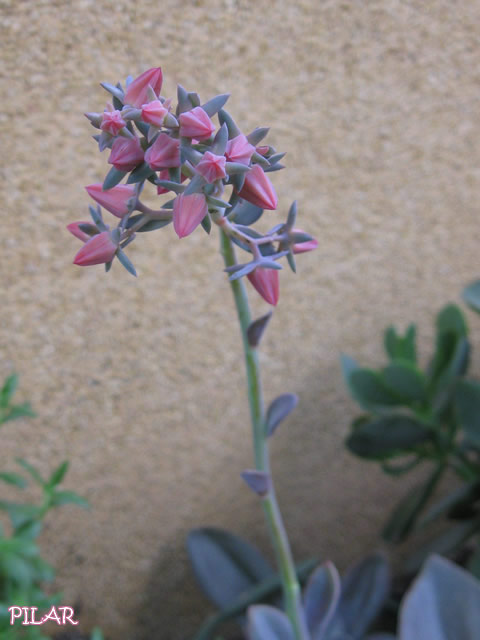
[1,0,479,637]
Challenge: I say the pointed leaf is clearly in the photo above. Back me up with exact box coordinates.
[347,415,433,459]
[212,123,229,155]
[187,527,273,610]
[247,606,295,640]
[47,461,69,488]
[103,166,127,190]
[218,109,241,138]
[455,379,480,446]
[116,249,137,277]
[100,82,124,102]
[126,161,155,184]
[247,127,270,145]
[0,472,27,488]
[381,362,426,404]
[51,490,89,508]
[328,554,390,639]
[266,394,298,437]
[304,562,341,638]
[382,464,445,543]
[202,94,230,117]
[247,311,273,348]
[200,213,211,234]
[15,459,44,486]
[400,555,480,640]
[0,374,18,407]
[125,215,171,232]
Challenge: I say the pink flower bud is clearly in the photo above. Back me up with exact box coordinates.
[237,165,278,210]
[144,133,180,170]
[226,134,255,165]
[108,137,144,172]
[67,221,94,242]
[73,231,117,267]
[247,268,279,306]
[256,145,270,156]
[173,193,208,238]
[141,99,169,127]
[179,107,215,141]
[195,151,226,183]
[156,170,187,195]
[292,228,319,254]
[85,183,136,218]
[124,67,163,108]
[100,109,126,136]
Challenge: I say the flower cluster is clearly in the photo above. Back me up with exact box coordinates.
[68,67,317,305]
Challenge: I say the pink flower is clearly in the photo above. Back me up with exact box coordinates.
[141,99,169,127]
[173,193,208,238]
[256,145,269,156]
[145,133,180,170]
[292,228,318,254]
[73,231,117,266]
[179,107,215,141]
[124,67,163,108]
[85,183,136,218]
[67,221,94,242]
[237,165,278,210]
[247,268,279,306]
[225,134,255,165]
[195,151,226,183]
[100,108,126,136]
[156,169,187,195]
[108,137,144,172]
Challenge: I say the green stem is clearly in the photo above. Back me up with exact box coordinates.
[220,229,309,640]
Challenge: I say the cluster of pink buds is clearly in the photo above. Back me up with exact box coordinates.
[68,67,317,304]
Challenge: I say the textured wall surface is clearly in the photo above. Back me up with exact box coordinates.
[1,0,479,638]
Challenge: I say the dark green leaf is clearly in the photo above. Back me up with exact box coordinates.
[48,461,69,488]
[347,368,402,411]
[417,481,480,529]
[0,374,18,407]
[381,455,422,476]
[102,166,127,190]
[405,517,480,573]
[455,380,480,446]
[51,490,89,509]
[384,325,417,364]
[2,403,35,423]
[0,472,27,488]
[15,459,44,486]
[437,304,468,338]
[347,415,433,459]
[200,213,212,234]
[187,527,273,610]
[382,464,445,543]
[463,280,480,314]
[382,362,426,404]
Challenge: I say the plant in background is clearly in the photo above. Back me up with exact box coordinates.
[0,374,88,639]
[341,302,480,584]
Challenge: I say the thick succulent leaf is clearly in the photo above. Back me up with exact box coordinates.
[231,201,264,226]
[346,368,402,411]
[304,562,341,639]
[326,554,390,639]
[103,166,127,190]
[399,554,480,640]
[382,464,444,543]
[266,394,298,437]
[247,311,273,348]
[381,362,426,404]
[384,325,417,364]
[463,280,480,314]
[455,379,480,446]
[247,605,295,640]
[417,481,480,528]
[346,415,433,459]
[187,527,273,610]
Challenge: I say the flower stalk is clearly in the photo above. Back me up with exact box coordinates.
[220,229,309,640]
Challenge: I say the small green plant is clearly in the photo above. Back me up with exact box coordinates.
[0,374,88,639]
[342,303,480,576]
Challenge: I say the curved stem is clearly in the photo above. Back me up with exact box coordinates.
[220,229,309,640]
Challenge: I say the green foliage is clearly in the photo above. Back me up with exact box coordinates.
[342,303,480,574]
[0,374,88,639]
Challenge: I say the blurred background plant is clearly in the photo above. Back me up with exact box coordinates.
[0,373,94,640]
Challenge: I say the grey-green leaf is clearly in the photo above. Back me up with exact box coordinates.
[247,606,295,640]
[266,394,298,437]
[455,379,480,446]
[463,280,480,314]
